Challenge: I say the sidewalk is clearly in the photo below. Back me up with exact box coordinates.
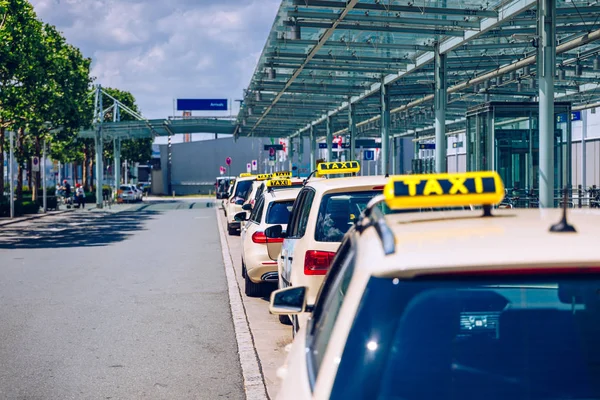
[0,202,139,227]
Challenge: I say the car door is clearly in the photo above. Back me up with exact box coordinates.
[241,196,264,249]
[281,189,315,287]
[279,190,306,288]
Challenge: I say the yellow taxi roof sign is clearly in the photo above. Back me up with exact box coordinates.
[266,179,292,188]
[316,161,360,177]
[256,174,272,181]
[272,171,292,178]
[383,171,505,209]
[239,173,253,178]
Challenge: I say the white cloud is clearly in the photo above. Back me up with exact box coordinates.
[29,0,280,118]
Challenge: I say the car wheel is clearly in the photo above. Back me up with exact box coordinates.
[227,224,236,235]
[244,273,263,297]
[241,259,246,278]
[279,314,292,325]
[292,315,299,338]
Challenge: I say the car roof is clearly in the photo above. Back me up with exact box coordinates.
[304,175,388,191]
[357,208,600,279]
[262,188,301,203]
[236,176,256,182]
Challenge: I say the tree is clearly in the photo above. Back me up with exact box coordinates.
[0,0,43,198]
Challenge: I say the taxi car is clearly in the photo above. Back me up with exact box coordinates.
[265,161,388,330]
[250,171,304,207]
[243,173,273,210]
[270,171,600,400]
[225,173,256,235]
[237,178,302,297]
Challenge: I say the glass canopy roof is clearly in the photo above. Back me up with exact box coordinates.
[237,0,600,140]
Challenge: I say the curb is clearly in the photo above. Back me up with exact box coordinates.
[0,209,74,227]
[216,208,269,400]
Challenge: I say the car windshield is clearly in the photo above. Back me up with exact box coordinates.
[266,201,294,224]
[330,274,600,400]
[234,180,254,199]
[315,190,382,242]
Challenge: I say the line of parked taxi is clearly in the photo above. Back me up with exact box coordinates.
[222,165,600,400]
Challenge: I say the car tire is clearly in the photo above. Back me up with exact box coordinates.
[292,315,299,338]
[244,273,263,297]
[227,224,236,235]
[279,314,292,325]
[241,259,246,278]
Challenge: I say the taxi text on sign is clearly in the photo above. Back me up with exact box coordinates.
[239,172,253,178]
[316,161,360,176]
[272,171,292,178]
[256,174,272,181]
[266,179,292,187]
[383,171,505,209]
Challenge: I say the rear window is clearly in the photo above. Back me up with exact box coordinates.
[315,190,382,242]
[234,180,253,198]
[120,186,131,191]
[266,201,294,224]
[331,274,600,400]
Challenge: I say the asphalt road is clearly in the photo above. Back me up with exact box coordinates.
[0,200,244,399]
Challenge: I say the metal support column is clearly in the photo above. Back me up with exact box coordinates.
[348,101,356,161]
[538,0,556,207]
[434,43,447,173]
[326,116,333,162]
[42,140,47,213]
[381,80,390,176]
[9,130,14,218]
[114,138,121,190]
[167,134,172,195]
[391,137,398,174]
[95,85,104,209]
[310,125,316,171]
[581,110,587,192]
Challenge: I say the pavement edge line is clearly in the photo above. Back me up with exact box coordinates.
[216,208,269,400]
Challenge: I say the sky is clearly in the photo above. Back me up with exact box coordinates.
[29,0,280,120]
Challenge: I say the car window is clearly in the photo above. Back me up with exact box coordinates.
[330,275,600,400]
[254,183,265,201]
[249,197,264,224]
[296,189,315,238]
[266,200,294,225]
[315,190,382,242]
[287,190,307,238]
[234,180,254,199]
[307,238,355,383]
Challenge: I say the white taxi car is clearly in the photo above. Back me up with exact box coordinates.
[270,171,600,400]
[225,173,256,235]
[237,179,302,297]
[250,172,304,207]
[265,161,388,331]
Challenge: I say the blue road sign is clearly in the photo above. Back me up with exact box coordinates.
[318,143,350,149]
[363,150,375,161]
[556,111,582,123]
[176,99,228,111]
[419,143,436,150]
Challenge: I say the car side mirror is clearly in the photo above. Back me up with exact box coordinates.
[265,225,285,239]
[242,203,252,211]
[269,286,308,315]
[234,212,247,222]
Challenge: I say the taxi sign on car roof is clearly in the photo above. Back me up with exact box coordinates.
[239,173,253,178]
[256,174,272,181]
[316,161,360,177]
[272,171,292,178]
[266,179,292,188]
[383,171,504,209]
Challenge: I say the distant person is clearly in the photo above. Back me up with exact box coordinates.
[75,184,85,209]
[63,180,72,205]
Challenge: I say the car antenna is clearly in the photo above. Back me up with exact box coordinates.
[550,187,577,233]
[303,170,318,186]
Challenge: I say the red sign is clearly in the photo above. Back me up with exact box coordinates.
[226,157,232,166]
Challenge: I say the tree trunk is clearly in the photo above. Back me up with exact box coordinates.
[27,157,32,193]
[73,161,78,186]
[0,127,4,200]
[82,143,88,190]
[88,157,94,191]
[16,128,24,202]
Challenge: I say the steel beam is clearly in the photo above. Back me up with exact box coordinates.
[274,37,433,51]
[381,80,390,176]
[310,125,316,170]
[435,44,447,173]
[538,0,556,208]
[348,100,356,161]
[288,21,465,36]
[291,0,498,17]
[326,116,333,161]
[95,85,104,209]
[251,0,360,134]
